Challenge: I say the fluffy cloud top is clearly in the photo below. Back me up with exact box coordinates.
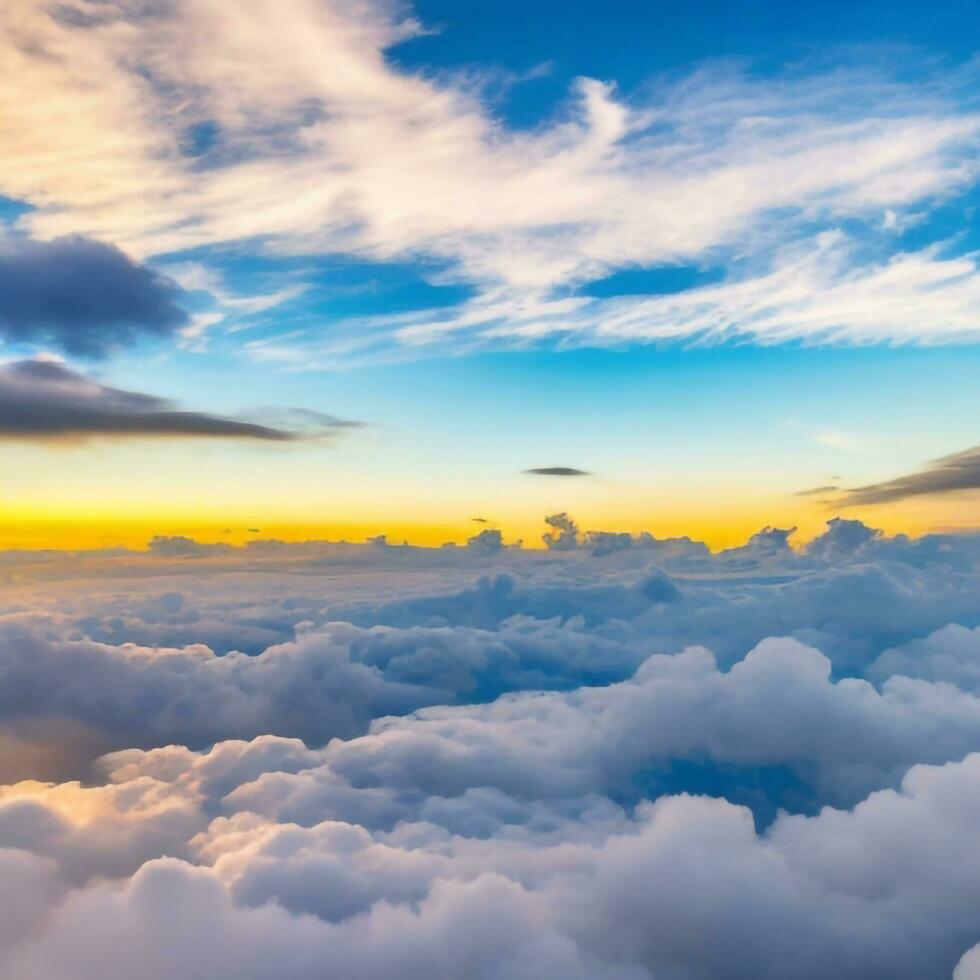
[1,519,979,974]
[1,729,980,977]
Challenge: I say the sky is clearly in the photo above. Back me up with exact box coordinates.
[2,0,980,548]
[6,6,980,977]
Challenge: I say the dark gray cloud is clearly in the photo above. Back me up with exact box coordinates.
[0,359,354,442]
[839,445,980,506]
[794,485,839,497]
[525,466,591,476]
[0,236,190,357]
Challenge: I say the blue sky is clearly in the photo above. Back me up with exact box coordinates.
[1,0,980,545]
[7,8,980,976]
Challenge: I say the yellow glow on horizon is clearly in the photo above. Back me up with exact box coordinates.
[0,490,972,553]
[2,429,976,553]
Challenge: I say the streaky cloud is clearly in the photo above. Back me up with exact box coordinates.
[6,1,980,356]
[0,359,358,442]
[794,485,839,497]
[838,444,980,506]
[525,467,591,476]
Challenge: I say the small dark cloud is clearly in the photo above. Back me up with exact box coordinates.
[525,467,591,477]
[794,485,840,497]
[0,359,359,442]
[0,235,189,357]
[837,445,980,507]
[471,517,489,523]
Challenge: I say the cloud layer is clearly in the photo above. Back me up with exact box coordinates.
[0,515,979,974]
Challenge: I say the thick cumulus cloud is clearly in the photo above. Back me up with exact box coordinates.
[1,515,980,975]
[869,623,980,692]
[959,945,980,980]
[0,624,446,781]
[1,749,979,978]
[0,235,189,357]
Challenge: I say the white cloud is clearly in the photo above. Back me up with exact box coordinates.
[958,944,980,980]
[869,623,980,692]
[0,624,445,781]
[2,751,980,978]
[164,262,308,321]
[386,234,980,350]
[4,1,980,354]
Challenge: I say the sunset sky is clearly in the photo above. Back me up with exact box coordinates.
[2,0,980,548]
[6,5,980,978]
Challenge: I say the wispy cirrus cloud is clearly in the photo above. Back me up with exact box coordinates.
[388,233,980,350]
[4,0,980,359]
[160,261,309,349]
